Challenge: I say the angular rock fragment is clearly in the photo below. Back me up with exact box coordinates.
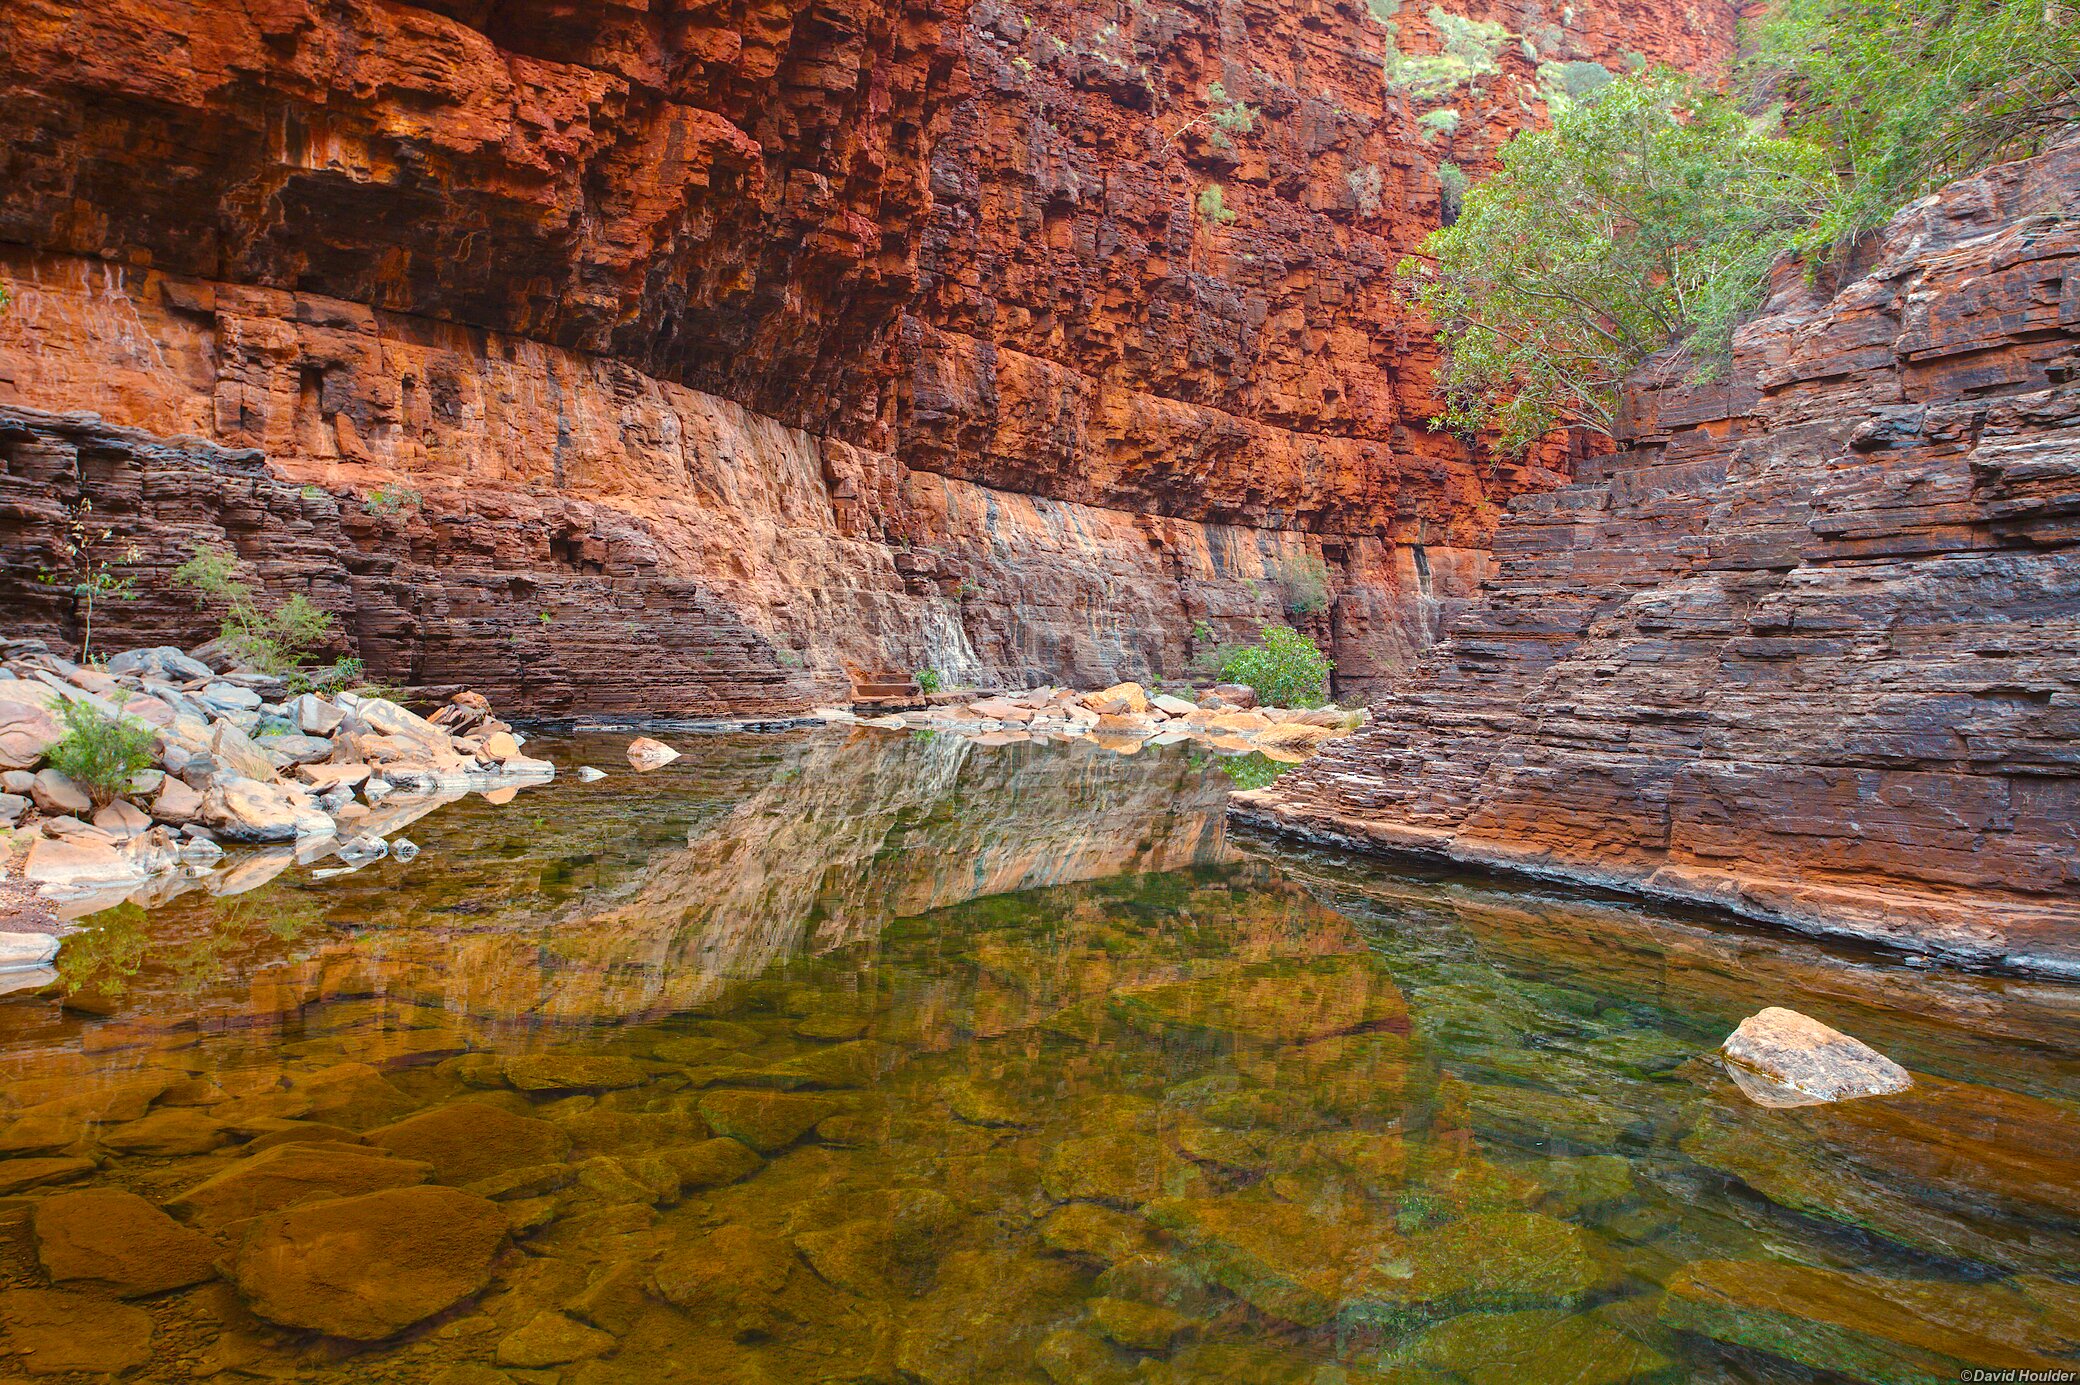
[1719,1007,1912,1106]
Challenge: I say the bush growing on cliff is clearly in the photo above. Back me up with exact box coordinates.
[46,699,157,807]
[1406,0,2079,454]
[1220,624,1333,708]
[1400,71,1833,452]
[172,544,338,679]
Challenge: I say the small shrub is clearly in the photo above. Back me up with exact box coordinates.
[1219,623,1333,708]
[363,486,423,517]
[173,544,337,676]
[1197,184,1238,225]
[915,668,943,695]
[45,698,157,806]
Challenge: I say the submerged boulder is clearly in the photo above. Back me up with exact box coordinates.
[1719,1007,1912,1106]
[32,1188,218,1297]
[232,1184,506,1340]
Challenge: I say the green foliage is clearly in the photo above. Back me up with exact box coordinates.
[45,698,156,806]
[56,902,148,1002]
[1401,71,1834,452]
[1744,0,2080,254]
[1417,107,1461,139]
[1205,81,1261,151]
[1435,160,1469,224]
[1279,554,1332,618]
[1213,752,1289,792]
[1537,59,1616,103]
[36,499,141,663]
[1197,183,1238,225]
[172,544,338,677]
[1406,0,2077,456]
[1218,624,1333,709]
[363,486,422,517]
[1386,6,1510,100]
[915,668,942,695]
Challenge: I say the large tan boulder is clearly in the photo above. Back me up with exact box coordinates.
[20,837,144,891]
[0,690,65,770]
[232,1184,506,1340]
[1720,1007,1913,1106]
[150,775,204,824]
[200,779,336,842]
[626,736,680,771]
[1082,682,1149,716]
[1254,722,1338,751]
[210,722,281,781]
[1149,693,1199,717]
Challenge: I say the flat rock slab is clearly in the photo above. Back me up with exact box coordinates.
[0,1287,154,1374]
[233,1184,507,1340]
[33,1188,219,1296]
[1720,1007,1912,1105]
[170,1141,431,1225]
[367,1102,572,1184]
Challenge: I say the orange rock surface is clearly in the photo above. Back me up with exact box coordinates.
[0,0,1737,706]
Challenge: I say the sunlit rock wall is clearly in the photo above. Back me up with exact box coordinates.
[1237,142,2080,973]
[0,0,1734,704]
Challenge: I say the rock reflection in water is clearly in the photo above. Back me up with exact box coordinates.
[0,731,2071,1383]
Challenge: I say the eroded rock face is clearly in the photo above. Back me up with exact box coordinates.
[0,0,1735,709]
[1237,142,2080,973]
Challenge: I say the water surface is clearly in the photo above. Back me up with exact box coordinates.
[4,730,2077,1383]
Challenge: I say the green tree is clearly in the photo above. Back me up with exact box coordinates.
[1220,624,1334,708]
[1400,72,1833,452]
[1745,0,2080,254]
[36,500,141,663]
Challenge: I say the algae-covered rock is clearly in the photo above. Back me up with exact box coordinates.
[1036,1327,1137,1385]
[657,1137,763,1189]
[1681,1072,2080,1272]
[1111,955,1408,1045]
[367,1101,572,1184]
[697,1089,839,1152]
[1659,1259,2077,1385]
[1042,1130,1201,1206]
[170,1141,431,1225]
[1366,1212,1603,1315]
[794,1188,961,1295]
[1394,1308,1672,1385]
[1091,1294,1193,1351]
[652,1224,797,1338]
[33,1188,218,1296]
[894,1248,1086,1384]
[232,1184,506,1339]
[496,1311,615,1368]
[1146,1196,1370,1328]
[1041,1203,1156,1262]
[504,1054,650,1092]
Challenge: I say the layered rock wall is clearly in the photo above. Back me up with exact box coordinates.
[0,0,1734,706]
[1237,144,2080,974]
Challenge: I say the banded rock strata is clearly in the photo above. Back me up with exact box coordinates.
[0,0,1732,707]
[1237,143,2080,974]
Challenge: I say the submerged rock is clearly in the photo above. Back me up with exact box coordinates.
[1718,1007,1912,1105]
[32,1188,218,1296]
[366,1102,572,1185]
[0,1288,154,1374]
[232,1184,507,1340]
[1394,1307,1670,1385]
[170,1141,431,1225]
[1660,1259,2079,1384]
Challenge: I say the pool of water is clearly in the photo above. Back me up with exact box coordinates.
[2,729,2077,1382]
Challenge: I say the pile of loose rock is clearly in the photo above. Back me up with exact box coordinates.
[813,681,1367,760]
[0,640,555,924]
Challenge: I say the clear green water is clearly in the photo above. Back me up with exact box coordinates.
[3,730,2077,1383]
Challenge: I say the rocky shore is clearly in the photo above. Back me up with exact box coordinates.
[811,682,1368,762]
[0,639,557,944]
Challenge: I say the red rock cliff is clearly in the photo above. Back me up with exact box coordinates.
[0,0,1735,709]
[1235,142,2080,975]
